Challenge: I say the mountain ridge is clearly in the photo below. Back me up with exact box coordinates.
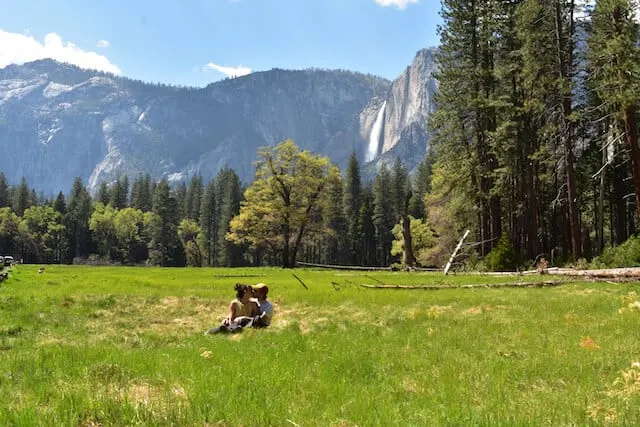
[0,49,437,193]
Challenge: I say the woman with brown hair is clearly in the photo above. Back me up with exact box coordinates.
[205,283,259,335]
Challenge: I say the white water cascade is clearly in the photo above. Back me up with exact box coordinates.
[366,101,386,162]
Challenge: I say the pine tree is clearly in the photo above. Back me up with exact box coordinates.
[53,191,66,214]
[391,158,415,266]
[173,181,187,220]
[96,181,110,206]
[131,174,153,212]
[63,177,92,262]
[186,175,204,222]
[215,168,243,266]
[199,179,218,266]
[358,186,377,266]
[12,177,31,216]
[343,151,363,264]
[150,179,180,266]
[589,0,640,218]
[373,166,395,266]
[109,175,129,209]
[323,166,347,264]
[0,172,10,208]
[518,0,582,260]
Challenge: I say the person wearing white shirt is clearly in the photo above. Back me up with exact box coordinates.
[251,283,273,328]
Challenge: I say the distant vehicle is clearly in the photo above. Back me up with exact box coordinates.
[3,256,14,267]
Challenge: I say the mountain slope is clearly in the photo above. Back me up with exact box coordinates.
[0,50,437,193]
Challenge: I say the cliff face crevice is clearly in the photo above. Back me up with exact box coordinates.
[0,50,437,193]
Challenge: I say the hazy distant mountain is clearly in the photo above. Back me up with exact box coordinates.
[0,49,437,193]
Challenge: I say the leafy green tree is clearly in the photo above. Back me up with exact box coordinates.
[114,207,145,263]
[228,140,332,268]
[178,218,203,266]
[0,207,34,259]
[23,205,65,263]
[392,216,435,266]
[89,203,117,259]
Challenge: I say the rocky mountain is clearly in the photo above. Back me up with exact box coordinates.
[0,49,437,194]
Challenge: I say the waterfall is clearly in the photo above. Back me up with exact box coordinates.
[366,101,386,162]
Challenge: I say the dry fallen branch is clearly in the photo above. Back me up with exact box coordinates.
[292,274,309,290]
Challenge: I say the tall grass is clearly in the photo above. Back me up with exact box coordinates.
[0,265,638,425]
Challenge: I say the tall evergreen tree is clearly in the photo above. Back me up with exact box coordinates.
[359,186,377,266]
[63,177,92,262]
[343,152,363,264]
[199,179,218,266]
[589,0,640,218]
[173,181,187,220]
[53,191,66,214]
[518,0,582,259]
[150,179,180,266]
[131,174,154,212]
[323,166,348,264]
[96,181,110,206]
[109,175,129,209]
[12,177,31,216]
[186,175,204,222]
[372,166,396,266]
[215,168,243,266]
[0,172,10,208]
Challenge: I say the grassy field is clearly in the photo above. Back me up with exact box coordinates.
[0,266,639,425]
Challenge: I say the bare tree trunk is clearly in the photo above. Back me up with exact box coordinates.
[554,0,581,260]
[624,106,640,219]
[401,214,416,266]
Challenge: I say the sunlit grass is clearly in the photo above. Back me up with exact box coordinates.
[0,265,639,425]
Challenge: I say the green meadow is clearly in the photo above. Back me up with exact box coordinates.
[0,266,639,425]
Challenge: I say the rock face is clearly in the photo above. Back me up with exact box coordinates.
[0,49,438,194]
[365,48,438,173]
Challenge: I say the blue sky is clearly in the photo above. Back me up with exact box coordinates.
[0,0,442,86]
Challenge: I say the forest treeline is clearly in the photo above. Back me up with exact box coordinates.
[0,141,430,268]
[0,0,638,270]
[428,0,640,266]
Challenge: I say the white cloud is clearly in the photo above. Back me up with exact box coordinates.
[0,29,121,74]
[204,62,252,78]
[374,0,419,10]
[96,39,110,49]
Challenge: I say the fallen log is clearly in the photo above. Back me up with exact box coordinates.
[360,280,565,290]
[539,267,640,278]
[296,262,390,271]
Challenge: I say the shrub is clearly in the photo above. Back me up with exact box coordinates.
[591,235,640,268]
[484,234,517,272]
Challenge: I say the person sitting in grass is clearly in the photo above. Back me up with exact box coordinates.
[205,283,259,335]
[250,283,273,328]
